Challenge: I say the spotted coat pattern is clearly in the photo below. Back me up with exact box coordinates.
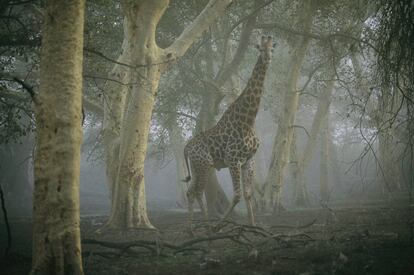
[184,36,274,227]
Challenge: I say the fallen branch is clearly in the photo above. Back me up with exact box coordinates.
[269,219,317,229]
[83,232,252,257]
[82,219,317,258]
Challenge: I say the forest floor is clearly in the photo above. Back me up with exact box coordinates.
[1,200,414,275]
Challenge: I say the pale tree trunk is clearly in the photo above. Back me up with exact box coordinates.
[165,112,188,207]
[105,0,233,230]
[262,1,316,212]
[195,90,231,216]
[295,77,335,206]
[199,40,229,215]
[290,131,306,206]
[320,113,329,203]
[102,35,129,205]
[31,1,85,274]
[106,0,168,229]
[328,133,342,190]
[377,89,402,191]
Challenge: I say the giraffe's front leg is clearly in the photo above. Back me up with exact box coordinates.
[187,163,211,234]
[220,163,242,224]
[242,158,256,226]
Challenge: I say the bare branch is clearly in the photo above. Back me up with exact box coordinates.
[256,22,378,52]
[84,47,134,68]
[12,77,35,98]
[215,4,257,86]
[0,86,29,101]
[290,124,310,138]
[163,0,233,62]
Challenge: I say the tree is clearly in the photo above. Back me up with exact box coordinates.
[320,113,329,202]
[31,0,85,274]
[104,0,233,230]
[261,0,317,211]
[374,0,413,192]
[294,72,336,206]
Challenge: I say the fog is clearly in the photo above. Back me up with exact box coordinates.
[1,1,413,274]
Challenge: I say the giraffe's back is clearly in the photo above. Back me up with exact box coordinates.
[185,123,259,170]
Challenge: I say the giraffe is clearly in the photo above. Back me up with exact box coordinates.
[183,36,274,229]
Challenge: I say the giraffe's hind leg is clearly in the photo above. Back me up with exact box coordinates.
[187,162,210,233]
[195,192,211,232]
[219,163,242,226]
[242,158,256,226]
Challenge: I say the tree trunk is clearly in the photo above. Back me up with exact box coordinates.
[0,136,33,216]
[105,0,233,229]
[192,13,256,215]
[102,35,129,205]
[320,114,329,203]
[105,0,168,229]
[290,132,299,203]
[377,89,402,191]
[166,112,188,207]
[195,90,231,216]
[350,50,401,191]
[295,77,335,206]
[328,133,342,191]
[262,1,316,212]
[31,0,85,274]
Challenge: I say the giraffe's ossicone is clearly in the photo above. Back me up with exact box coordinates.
[183,36,275,229]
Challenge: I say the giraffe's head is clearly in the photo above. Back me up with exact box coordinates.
[256,36,275,65]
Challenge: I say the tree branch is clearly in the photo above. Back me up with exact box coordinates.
[83,96,103,117]
[215,3,257,86]
[0,86,29,101]
[163,0,233,62]
[84,47,135,69]
[256,22,378,52]
[290,124,310,138]
[12,77,35,98]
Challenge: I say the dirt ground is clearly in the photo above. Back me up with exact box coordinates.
[1,201,414,275]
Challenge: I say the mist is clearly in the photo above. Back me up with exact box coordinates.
[1,0,413,274]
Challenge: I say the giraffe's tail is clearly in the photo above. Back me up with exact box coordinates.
[183,146,192,183]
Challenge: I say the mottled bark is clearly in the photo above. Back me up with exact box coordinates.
[31,0,85,274]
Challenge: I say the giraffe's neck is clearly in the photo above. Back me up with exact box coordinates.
[220,56,269,127]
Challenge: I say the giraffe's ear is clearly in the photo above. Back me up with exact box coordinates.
[255,44,260,50]
[272,42,276,48]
